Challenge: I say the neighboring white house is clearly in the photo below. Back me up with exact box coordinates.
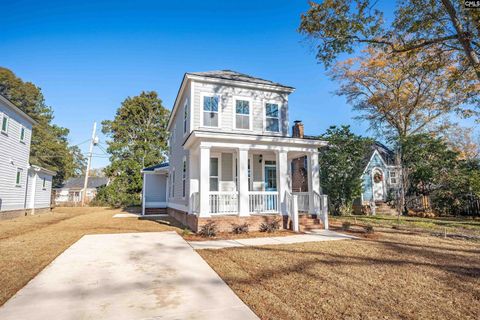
[54,176,109,205]
[0,94,56,219]
[142,70,328,232]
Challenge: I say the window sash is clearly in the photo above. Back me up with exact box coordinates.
[182,160,187,197]
[265,103,280,132]
[20,127,25,142]
[15,169,21,185]
[1,116,8,133]
[210,158,219,191]
[235,100,250,129]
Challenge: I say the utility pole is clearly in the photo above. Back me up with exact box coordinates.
[82,122,97,206]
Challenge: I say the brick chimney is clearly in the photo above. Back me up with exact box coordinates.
[292,120,304,138]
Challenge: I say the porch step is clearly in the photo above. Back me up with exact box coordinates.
[374,202,397,216]
[298,214,324,231]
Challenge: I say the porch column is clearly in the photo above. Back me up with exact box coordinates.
[199,145,211,217]
[188,147,200,214]
[277,149,289,215]
[237,147,250,216]
[308,150,321,214]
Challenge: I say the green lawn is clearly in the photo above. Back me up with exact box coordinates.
[330,214,480,237]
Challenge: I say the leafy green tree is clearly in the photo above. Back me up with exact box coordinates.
[0,67,86,186]
[98,91,169,207]
[401,133,480,215]
[318,125,372,215]
[299,0,480,80]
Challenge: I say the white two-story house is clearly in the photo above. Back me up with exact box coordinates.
[0,94,55,220]
[142,70,327,232]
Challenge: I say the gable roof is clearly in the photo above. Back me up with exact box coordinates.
[0,94,37,125]
[362,142,396,171]
[187,70,295,90]
[59,176,109,189]
[142,162,169,172]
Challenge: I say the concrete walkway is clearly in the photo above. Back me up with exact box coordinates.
[0,232,258,320]
[188,229,356,250]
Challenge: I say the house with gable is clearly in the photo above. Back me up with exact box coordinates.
[142,70,328,232]
[0,94,55,219]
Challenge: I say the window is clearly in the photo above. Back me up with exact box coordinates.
[183,100,188,134]
[210,157,219,191]
[20,127,25,142]
[203,96,219,127]
[182,158,187,198]
[1,114,8,134]
[171,169,175,198]
[42,177,46,189]
[235,100,250,129]
[265,103,279,132]
[390,171,398,184]
[15,168,22,186]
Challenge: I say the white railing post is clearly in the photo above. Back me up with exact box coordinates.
[321,194,329,230]
[292,194,299,232]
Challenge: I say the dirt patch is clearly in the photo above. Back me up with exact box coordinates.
[199,229,480,320]
[0,207,181,307]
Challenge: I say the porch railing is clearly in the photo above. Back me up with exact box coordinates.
[209,192,238,215]
[249,191,278,213]
[293,192,309,212]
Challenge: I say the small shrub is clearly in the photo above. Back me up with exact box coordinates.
[182,228,192,236]
[364,224,374,234]
[232,223,249,234]
[199,221,218,237]
[259,219,281,233]
[342,221,351,230]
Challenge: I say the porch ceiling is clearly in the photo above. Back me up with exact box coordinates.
[184,130,327,152]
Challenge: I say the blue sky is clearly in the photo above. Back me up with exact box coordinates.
[2,0,473,168]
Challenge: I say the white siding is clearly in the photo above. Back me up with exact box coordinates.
[0,100,33,212]
[192,81,289,136]
[168,83,190,209]
[145,174,167,203]
[26,170,53,209]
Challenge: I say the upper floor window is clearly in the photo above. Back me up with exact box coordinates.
[265,103,279,132]
[183,100,188,134]
[203,96,219,127]
[235,100,250,130]
[20,126,25,143]
[1,114,9,134]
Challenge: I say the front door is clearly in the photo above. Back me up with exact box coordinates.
[372,169,385,201]
[264,162,277,211]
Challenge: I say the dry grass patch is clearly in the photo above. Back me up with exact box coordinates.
[0,207,182,306]
[199,230,480,320]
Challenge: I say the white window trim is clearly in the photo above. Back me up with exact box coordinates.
[20,126,26,143]
[200,93,221,128]
[389,170,398,185]
[232,96,253,131]
[183,98,189,136]
[15,168,22,187]
[210,153,221,191]
[182,156,187,199]
[171,168,175,198]
[1,114,9,135]
[263,100,282,134]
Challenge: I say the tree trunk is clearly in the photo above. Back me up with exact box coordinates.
[441,0,480,81]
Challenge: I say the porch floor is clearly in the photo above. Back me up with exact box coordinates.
[188,230,356,250]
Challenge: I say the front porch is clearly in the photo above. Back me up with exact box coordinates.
[188,142,328,229]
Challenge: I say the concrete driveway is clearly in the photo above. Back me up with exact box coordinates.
[0,232,258,320]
